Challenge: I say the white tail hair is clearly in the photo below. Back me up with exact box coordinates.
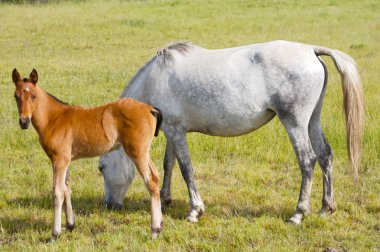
[314,46,364,180]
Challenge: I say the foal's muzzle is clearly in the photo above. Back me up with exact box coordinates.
[19,117,30,129]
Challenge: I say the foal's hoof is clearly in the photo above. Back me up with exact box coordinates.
[66,223,75,232]
[151,227,162,240]
[288,213,303,225]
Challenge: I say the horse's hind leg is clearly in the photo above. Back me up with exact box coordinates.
[160,141,176,206]
[63,168,75,231]
[309,120,336,214]
[279,117,317,225]
[308,67,336,214]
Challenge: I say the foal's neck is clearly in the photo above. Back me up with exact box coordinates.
[32,86,68,135]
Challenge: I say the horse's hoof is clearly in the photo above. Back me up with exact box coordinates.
[106,203,112,209]
[48,236,57,243]
[106,202,123,210]
[319,206,336,216]
[187,214,198,223]
[187,210,199,222]
[160,191,172,206]
[162,197,172,206]
[187,204,205,222]
[288,213,303,225]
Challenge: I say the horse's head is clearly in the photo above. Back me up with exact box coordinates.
[12,69,39,130]
[98,148,136,209]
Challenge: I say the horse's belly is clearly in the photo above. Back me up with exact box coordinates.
[186,108,276,136]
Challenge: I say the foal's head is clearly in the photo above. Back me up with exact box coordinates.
[12,68,39,129]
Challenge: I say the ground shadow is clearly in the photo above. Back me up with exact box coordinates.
[0,215,50,241]
[4,193,295,236]
[5,194,189,219]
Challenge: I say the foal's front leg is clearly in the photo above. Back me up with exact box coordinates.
[50,156,70,242]
[63,168,75,231]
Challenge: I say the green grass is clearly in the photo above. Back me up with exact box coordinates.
[0,0,379,250]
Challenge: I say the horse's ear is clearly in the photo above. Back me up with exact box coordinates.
[12,68,21,84]
[29,68,38,85]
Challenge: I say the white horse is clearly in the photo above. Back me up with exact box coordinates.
[99,40,364,225]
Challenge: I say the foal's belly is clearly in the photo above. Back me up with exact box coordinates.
[71,137,117,160]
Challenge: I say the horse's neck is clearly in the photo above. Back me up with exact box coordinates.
[32,87,67,135]
[122,78,145,100]
[121,57,157,101]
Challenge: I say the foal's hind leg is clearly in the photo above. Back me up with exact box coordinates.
[280,118,317,225]
[125,148,162,239]
[160,141,177,206]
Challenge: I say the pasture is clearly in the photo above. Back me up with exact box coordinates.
[0,0,379,251]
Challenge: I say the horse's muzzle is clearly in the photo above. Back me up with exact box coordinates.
[19,117,30,129]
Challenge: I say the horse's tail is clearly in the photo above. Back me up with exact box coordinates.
[150,107,163,137]
[313,46,364,180]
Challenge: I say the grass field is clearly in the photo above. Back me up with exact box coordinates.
[0,0,379,251]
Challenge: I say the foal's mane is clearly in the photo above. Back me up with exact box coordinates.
[47,92,68,105]
[22,78,68,105]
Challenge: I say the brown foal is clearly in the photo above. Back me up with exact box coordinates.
[12,69,163,241]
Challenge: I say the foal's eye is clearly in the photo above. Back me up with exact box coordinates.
[31,95,36,100]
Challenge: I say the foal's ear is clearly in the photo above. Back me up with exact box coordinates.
[29,68,38,85]
[12,68,21,84]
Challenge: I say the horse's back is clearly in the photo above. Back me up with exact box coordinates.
[150,41,324,135]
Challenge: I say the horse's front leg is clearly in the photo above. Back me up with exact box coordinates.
[165,130,204,223]
[50,156,70,243]
[160,141,177,206]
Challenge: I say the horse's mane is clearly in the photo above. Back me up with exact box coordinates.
[156,41,194,64]
[122,42,194,97]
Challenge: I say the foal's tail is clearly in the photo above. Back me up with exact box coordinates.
[314,46,364,180]
[150,107,163,137]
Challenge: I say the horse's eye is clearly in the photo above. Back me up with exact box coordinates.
[31,95,36,100]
